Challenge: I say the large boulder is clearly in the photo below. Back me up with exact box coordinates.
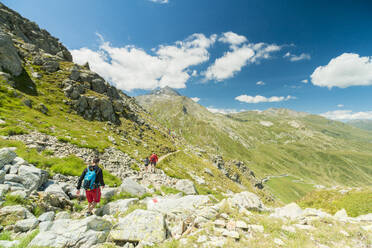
[0,240,20,248]
[17,165,48,192]
[120,178,147,197]
[42,60,60,73]
[229,191,265,211]
[101,198,138,216]
[174,179,197,195]
[270,203,303,220]
[0,30,22,76]
[0,148,17,169]
[38,211,55,222]
[0,205,35,225]
[14,218,39,232]
[29,216,112,248]
[0,170,5,184]
[109,209,166,244]
[44,183,69,199]
[147,195,210,215]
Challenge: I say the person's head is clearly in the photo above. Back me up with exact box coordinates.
[93,157,100,165]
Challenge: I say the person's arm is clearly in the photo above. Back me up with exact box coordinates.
[77,168,87,190]
[98,168,105,188]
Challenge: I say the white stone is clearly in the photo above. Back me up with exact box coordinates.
[214,219,225,228]
[109,209,166,244]
[229,191,264,211]
[270,203,303,220]
[14,218,39,232]
[222,230,240,239]
[101,198,138,216]
[260,121,273,127]
[38,211,55,222]
[197,235,208,243]
[55,211,70,220]
[120,178,147,196]
[274,238,285,246]
[357,213,372,222]
[248,224,264,233]
[0,240,20,248]
[236,220,248,230]
[340,230,350,237]
[174,179,197,195]
[334,209,348,218]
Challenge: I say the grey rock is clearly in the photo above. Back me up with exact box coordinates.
[109,209,166,244]
[38,211,55,222]
[0,240,21,248]
[29,216,112,248]
[91,78,107,93]
[18,165,48,192]
[101,187,117,200]
[10,190,27,199]
[55,211,70,220]
[0,205,35,223]
[42,61,60,73]
[120,178,147,197]
[334,209,348,219]
[38,103,49,114]
[0,30,22,76]
[101,198,138,216]
[39,220,53,232]
[0,148,17,168]
[270,203,303,220]
[14,218,39,232]
[44,183,70,199]
[175,179,197,195]
[23,98,33,108]
[12,157,27,166]
[228,191,264,211]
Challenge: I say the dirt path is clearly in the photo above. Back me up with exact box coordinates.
[158,150,181,163]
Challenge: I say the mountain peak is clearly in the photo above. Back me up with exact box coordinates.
[150,86,181,96]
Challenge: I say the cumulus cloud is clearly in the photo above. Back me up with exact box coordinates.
[191,97,200,102]
[256,80,265,85]
[149,0,169,3]
[284,52,311,62]
[337,104,344,108]
[218,32,247,46]
[235,95,295,104]
[321,110,372,120]
[311,53,372,89]
[204,38,281,81]
[71,33,216,91]
[207,107,245,114]
[301,79,308,83]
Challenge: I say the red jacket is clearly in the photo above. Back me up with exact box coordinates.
[150,154,158,163]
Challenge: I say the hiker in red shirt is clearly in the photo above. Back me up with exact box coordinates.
[149,153,158,173]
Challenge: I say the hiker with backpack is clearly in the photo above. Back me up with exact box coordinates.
[76,157,105,216]
[143,156,150,173]
[149,153,158,173]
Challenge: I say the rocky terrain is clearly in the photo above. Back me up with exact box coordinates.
[0,2,371,248]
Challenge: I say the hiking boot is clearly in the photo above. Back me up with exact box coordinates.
[85,211,93,217]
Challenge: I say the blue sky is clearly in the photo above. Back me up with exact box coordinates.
[3,0,372,120]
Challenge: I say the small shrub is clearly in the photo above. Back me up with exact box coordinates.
[160,186,182,195]
[3,194,30,206]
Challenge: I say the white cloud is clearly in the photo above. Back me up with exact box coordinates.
[321,110,372,120]
[235,95,295,104]
[301,79,308,83]
[191,97,200,102]
[311,53,372,89]
[204,38,281,81]
[207,107,245,114]
[149,0,169,4]
[337,104,344,108]
[71,33,216,91]
[218,32,247,46]
[256,80,265,85]
[284,52,311,62]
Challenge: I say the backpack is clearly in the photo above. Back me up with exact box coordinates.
[83,166,97,190]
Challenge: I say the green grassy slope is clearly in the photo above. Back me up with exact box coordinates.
[136,94,372,201]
